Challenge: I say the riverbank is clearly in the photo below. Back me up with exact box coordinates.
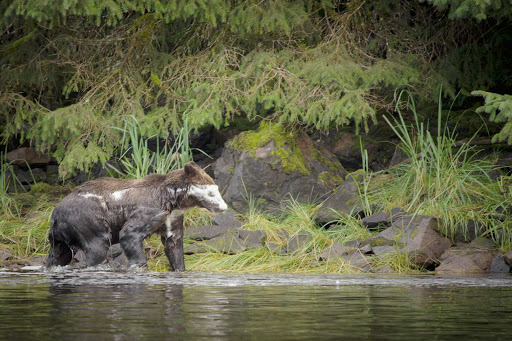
[1,180,511,275]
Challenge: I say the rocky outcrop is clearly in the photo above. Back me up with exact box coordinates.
[214,122,346,213]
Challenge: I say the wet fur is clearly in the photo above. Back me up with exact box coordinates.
[45,162,224,271]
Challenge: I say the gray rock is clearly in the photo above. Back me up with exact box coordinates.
[451,220,480,243]
[436,248,493,274]
[287,232,312,253]
[361,208,404,229]
[342,251,370,269]
[28,255,46,266]
[377,265,395,273]
[212,209,242,229]
[318,242,349,261]
[185,225,236,241]
[237,230,266,250]
[345,240,361,249]
[185,234,246,255]
[315,175,363,225]
[359,244,373,254]
[490,255,510,273]
[372,245,395,258]
[266,242,287,255]
[504,250,512,266]
[0,249,12,261]
[468,237,497,250]
[213,129,346,214]
[388,147,409,168]
[6,147,51,166]
[374,215,452,267]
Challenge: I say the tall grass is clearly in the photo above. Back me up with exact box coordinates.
[365,91,511,248]
[109,116,199,179]
[0,151,34,217]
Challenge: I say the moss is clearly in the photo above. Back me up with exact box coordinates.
[369,237,388,247]
[311,146,344,173]
[231,121,309,175]
[318,172,344,187]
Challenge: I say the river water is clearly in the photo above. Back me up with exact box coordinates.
[0,270,511,340]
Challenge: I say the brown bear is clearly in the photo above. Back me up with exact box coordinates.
[45,161,227,271]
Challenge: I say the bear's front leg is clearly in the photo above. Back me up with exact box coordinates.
[161,210,185,271]
[120,208,168,267]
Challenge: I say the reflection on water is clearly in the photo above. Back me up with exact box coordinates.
[0,271,511,340]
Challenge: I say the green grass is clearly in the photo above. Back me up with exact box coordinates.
[146,197,409,274]
[362,92,512,249]
[108,115,198,179]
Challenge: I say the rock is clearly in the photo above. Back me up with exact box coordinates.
[237,230,266,250]
[6,147,51,166]
[361,208,404,229]
[451,220,480,243]
[468,237,497,249]
[359,244,373,254]
[28,255,46,266]
[0,249,12,261]
[24,212,46,223]
[377,265,395,273]
[372,245,395,258]
[19,266,44,272]
[436,248,493,274]
[315,174,363,225]
[286,232,312,253]
[213,123,346,214]
[266,242,287,255]
[213,209,242,229]
[185,234,246,255]
[375,215,452,268]
[185,225,237,241]
[504,250,512,265]
[312,129,396,172]
[490,255,510,273]
[342,251,370,269]
[388,147,409,168]
[345,240,361,249]
[319,242,349,261]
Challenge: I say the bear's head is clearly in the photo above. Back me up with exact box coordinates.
[165,161,228,212]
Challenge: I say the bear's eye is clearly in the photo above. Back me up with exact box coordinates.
[208,192,215,197]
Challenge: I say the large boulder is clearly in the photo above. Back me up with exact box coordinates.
[214,122,346,213]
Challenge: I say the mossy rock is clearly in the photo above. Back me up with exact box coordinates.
[214,122,347,213]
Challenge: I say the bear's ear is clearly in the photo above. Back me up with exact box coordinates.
[184,161,199,177]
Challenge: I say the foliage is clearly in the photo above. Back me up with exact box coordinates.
[108,116,195,179]
[472,91,512,144]
[2,0,509,175]
[426,0,512,20]
[363,92,511,248]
